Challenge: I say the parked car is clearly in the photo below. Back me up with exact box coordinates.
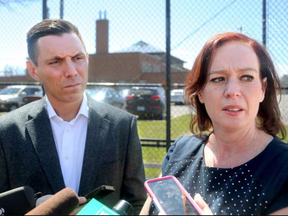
[22,95,43,105]
[0,85,43,112]
[86,87,125,109]
[125,86,166,120]
[170,89,185,105]
[118,88,131,99]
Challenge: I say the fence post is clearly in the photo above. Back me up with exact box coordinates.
[60,0,64,19]
[262,0,267,46]
[42,0,48,20]
[166,0,171,152]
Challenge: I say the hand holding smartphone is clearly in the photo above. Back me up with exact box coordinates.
[84,185,115,201]
[145,176,203,215]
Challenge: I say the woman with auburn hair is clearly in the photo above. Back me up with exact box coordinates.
[141,32,288,215]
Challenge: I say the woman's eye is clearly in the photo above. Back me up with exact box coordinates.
[211,77,225,83]
[241,75,254,82]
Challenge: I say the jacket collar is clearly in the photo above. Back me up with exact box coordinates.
[25,95,111,195]
[26,97,65,193]
[78,95,111,196]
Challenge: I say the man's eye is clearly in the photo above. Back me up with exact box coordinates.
[75,56,84,60]
[211,77,225,83]
[241,75,254,82]
[49,60,60,65]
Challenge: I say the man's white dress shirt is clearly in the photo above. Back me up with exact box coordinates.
[46,95,89,194]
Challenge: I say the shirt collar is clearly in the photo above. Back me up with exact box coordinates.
[46,94,89,123]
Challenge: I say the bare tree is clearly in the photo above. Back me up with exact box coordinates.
[0,0,38,10]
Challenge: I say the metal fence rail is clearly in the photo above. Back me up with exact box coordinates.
[1,0,288,178]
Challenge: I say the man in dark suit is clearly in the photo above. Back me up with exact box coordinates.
[0,19,146,214]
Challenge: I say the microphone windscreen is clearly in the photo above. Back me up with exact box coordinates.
[25,187,79,215]
[0,186,35,215]
[112,200,134,215]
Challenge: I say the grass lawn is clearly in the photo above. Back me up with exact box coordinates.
[138,115,288,178]
[138,114,192,139]
[138,114,193,178]
[284,126,288,142]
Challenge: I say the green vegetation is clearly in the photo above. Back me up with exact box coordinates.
[139,115,288,178]
[138,114,192,178]
[137,114,192,139]
[284,126,288,142]
[144,167,162,179]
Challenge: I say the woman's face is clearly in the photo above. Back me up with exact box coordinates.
[198,41,266,132]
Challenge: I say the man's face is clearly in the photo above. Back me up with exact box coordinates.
[27,33,89,105]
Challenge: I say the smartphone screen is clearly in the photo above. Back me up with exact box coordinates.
[147,178,200,215]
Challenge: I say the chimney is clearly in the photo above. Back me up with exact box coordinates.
[96,10,109,54]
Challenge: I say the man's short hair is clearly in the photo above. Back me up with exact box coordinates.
[27,19,86,66]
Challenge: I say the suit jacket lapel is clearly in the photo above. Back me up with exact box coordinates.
[25,98,65,194]
[78,97,111,196]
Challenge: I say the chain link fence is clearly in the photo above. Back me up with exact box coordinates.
[0,0,287,178]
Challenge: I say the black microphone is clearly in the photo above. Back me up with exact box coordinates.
[112,200,134,215]
[0,186,35,215]
[25,187,79,215]
[75,198,134,215]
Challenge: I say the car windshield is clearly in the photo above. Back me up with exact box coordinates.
[119,89,130,97]
[87,89,103,97]
[0,87,21,95]
[172,91,183,95]
[130,89,157,95]
[87,89,107,101]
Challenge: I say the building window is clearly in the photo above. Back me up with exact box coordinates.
[153,64,161,73]
[142,62,152,73]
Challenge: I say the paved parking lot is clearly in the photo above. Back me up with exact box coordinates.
[172,95,288,125]
[1,97,288,124]
[171,104,191,118]
[278,95,288,125]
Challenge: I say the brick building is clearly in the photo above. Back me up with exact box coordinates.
[89,15,190,84]
[0,72,34,87]
[0,15,190,85]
